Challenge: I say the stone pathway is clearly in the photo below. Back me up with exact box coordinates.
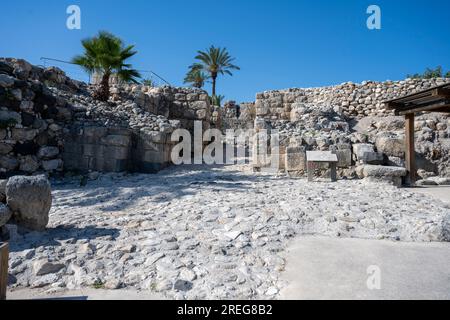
[6,164,450,299]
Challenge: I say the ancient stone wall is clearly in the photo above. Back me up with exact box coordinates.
[0,58,211,177]
[218,101,256,131]
[255,78,450,120]
[110,84,211,131]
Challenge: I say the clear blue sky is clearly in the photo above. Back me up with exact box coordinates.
[1,0,449,102]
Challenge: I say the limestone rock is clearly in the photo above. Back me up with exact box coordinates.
[361,152,386,165]
[357,165,407,178]
[19,155,40,173]
[353,143,375,161]
[37,146,60,159]
[41,159,63,171]
[0,203,12,226]
[6,175,52,231]
[0,156,19,171]
[375,133,405,158]
[0,74,15,87]
[33,259,65,276]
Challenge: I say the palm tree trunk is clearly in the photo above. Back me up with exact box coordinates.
[94,71,111,102]
[211,73,217,97]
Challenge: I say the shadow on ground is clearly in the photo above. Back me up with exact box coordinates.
[51,163,278,212]
[8,225,120,252]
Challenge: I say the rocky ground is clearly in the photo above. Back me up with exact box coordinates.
[6,163,450,300]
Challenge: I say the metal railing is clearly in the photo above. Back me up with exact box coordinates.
[39,57,171,86]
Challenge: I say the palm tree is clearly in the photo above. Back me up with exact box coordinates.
[184,68,209,89]
[72,31,141,101]
[189,46,240,96]
[210,94,225,107]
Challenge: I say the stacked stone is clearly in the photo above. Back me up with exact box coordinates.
[0,59,80,178]
[0,58,214,176]
[255,78,450,120]
[253,78,450,180]
[356,114,450,177]
[219,101,256,131]
[109,84,211,131]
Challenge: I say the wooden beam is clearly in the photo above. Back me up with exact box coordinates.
[432,87,450,98]
[396,101,450,115]
[0,242,8,300]
[405,113,416,185]
[385,83,450,105]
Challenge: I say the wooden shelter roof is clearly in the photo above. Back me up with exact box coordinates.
[385,83,450,115]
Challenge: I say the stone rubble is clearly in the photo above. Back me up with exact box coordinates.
[0,58,211,177]
[6,164,450,299]
[2,57,450,299]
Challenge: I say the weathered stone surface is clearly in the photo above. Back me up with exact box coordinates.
[0,110,22,124]
[0,74,15,87]
[11,128,38,141]
[100,135,131,148]
[6,164,450,299]
[356,165,407,178]
[375,133,405,158]
[0,156,19,171]
[41,159,63,171]
[353,144,375,161]
[425,176,450,186]
[0,203,12,226]
[19,155,40,172]
[6,175,52,231]
[33,259,65,276]
[37,146,59,159]
[415,179,438,186]
[361,152,386,165]
[0,143,13,155]
[333,144,352,168]
[285,146,306,172]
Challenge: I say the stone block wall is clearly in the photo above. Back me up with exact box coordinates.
[218,101,256,131]
[63,126,175,173]
[255,78,450,120]
[0,58,212,176]
[0,58,80,179]
[110,85,211,132]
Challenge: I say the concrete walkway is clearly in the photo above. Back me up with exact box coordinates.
[279,185,450,300]
[408,185,450,204]
[279,236,450,300]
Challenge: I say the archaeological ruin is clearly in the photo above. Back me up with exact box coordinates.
[1,58,450,299]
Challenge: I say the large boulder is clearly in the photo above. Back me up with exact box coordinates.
[375,133,405,158]
[356,165,407,187]
[6,175,52,231]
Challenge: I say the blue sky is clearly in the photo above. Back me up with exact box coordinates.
[1,0,449,102]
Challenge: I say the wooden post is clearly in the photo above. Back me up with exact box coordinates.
[405,113,416,185]
[0,242,9,300]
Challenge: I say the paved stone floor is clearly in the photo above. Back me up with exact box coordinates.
[6,164,450,299]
